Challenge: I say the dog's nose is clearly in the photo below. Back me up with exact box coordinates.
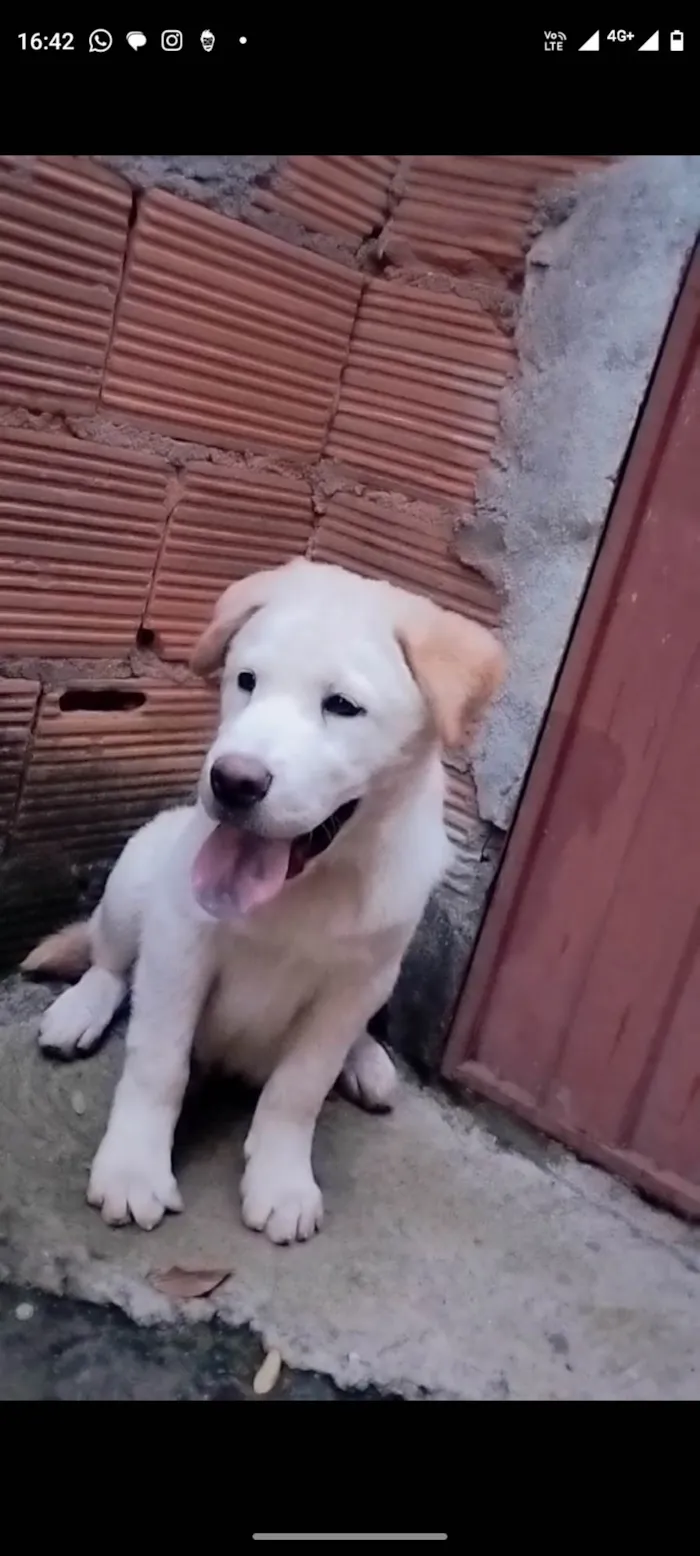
[209,756,272,813]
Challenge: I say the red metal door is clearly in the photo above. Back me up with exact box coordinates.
[443,246,700,1217]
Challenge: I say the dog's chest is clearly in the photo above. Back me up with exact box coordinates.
[193,934,328,1083]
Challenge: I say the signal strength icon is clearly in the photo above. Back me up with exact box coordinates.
[638,31,659,50]
[579,30,600,50]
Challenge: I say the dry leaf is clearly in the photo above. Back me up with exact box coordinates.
[253,1347,282,1396]
[148,1265,232,1300]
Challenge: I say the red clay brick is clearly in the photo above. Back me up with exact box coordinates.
[443,762,482,896]
[147,463,315,659]
[15,680,218,861]
[102,190,362,458]
[325,280,516,501]
[253,156,399,241]
[0,678,39,843]
[0,156,131,412]
[312,490,499,626]
[3,677,217,963]
[0,428,169,655]
[390,155,614,275]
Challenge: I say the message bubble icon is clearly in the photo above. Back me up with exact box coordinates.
[127,30,147,50]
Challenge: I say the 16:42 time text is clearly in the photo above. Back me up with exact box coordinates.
[18,32,75,49]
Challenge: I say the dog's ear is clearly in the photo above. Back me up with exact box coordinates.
[397,603,506,749]
[190,568,280,678]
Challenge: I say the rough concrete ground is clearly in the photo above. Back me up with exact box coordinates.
[1,975,699,1401]
[0,1282,393,1401]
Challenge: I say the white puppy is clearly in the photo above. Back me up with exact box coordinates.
[24,560,505,1244]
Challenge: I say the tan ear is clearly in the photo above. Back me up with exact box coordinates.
[190,568,280,677]
[398,604,506,749]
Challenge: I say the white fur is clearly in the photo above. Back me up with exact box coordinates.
[37,562,457,1244]
[39,967,125,1057]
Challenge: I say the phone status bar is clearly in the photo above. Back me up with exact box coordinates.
[544,27,687,53]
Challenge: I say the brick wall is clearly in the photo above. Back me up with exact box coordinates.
[0,153,612,968]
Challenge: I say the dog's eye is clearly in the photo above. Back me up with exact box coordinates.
[237,671,256,693]
[322,694,365,718]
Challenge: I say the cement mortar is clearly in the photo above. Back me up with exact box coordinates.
[467,154,700,829]
[94,155,282,217]
[392,873,493,1072]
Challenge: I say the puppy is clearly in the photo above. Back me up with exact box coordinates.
[24,560,505,1244]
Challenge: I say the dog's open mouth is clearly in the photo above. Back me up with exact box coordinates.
[192,799,359,921]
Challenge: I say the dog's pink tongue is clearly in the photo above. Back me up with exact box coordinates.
[192,825,291,920]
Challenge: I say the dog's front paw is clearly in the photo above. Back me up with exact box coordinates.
[87,1130,183,1231]
[241,1149,323,1244]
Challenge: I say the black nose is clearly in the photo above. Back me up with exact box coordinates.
[209,756,273,812]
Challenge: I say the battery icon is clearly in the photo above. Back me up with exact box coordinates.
[670,30,684,50]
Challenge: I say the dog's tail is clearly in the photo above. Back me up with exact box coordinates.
[21,920,92,981]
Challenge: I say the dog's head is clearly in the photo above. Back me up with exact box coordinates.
[189,559,505,920]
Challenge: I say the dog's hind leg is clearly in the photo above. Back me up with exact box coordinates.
[34,864,139,1062]
[337,1030,398,1113]
[21,919,93,981]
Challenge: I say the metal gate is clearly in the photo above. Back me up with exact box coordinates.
[443,247,700,1217]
